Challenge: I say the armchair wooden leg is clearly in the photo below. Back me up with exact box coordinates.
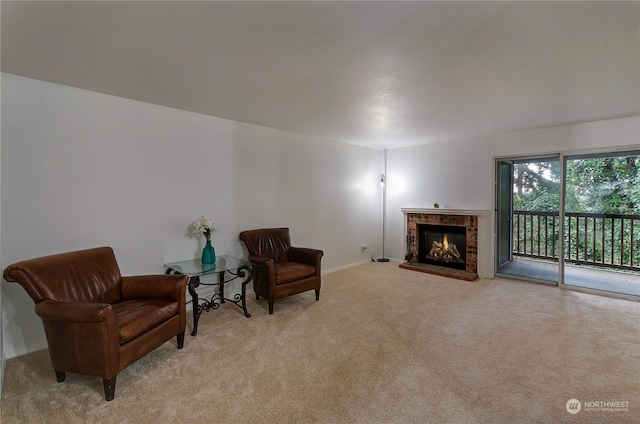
[103,376,117,401]
[177,331,185,349]
[315,288,320,301]
[55,370,66,383]
[256,293,260,300]
[268,301,274,314]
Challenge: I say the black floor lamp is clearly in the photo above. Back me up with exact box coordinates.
[378,149,390,262]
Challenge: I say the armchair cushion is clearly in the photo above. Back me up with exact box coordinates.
[113,299,179,343]
[275,262,316,284]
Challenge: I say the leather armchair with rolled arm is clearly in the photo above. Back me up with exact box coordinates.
[2,246,188,401]
[239,228,323,314]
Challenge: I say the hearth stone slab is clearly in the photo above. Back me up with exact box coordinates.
[399,262,478,281]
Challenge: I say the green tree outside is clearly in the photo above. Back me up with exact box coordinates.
[512,154,640,269]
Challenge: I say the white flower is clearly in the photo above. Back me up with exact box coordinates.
[192,216,217,239]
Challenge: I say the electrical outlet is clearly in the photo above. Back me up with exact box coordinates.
[361,244,367,250]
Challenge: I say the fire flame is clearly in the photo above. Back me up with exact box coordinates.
[428,233,461,262]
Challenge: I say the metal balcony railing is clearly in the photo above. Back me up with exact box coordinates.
[513,210,640,271]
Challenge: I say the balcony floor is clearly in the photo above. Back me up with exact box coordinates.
[498,258,640,297]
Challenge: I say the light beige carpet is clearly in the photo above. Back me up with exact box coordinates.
[2,263,639,423]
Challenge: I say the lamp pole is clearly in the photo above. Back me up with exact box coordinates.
[378,149,390,262]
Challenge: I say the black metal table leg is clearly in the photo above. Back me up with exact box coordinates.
[188,276,200,336]
[219,271,225,304]
[239,265,252,317]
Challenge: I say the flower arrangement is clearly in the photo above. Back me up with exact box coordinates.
[192,216,217,241]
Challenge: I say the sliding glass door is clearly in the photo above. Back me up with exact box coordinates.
[562,152,640,296]
[497,151,640,297]
[496,156,561,284]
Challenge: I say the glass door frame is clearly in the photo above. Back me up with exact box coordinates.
[494,153,563,285]
[496,146,639,297]
[496,160,513,268]
[560,149,640,296]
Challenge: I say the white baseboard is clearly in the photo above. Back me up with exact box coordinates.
[323,257,403,275]
[323,259,372,274]
[4,341,48,360]
[0,352,5,397]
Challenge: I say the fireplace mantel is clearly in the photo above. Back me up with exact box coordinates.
[401,208,491,217]
[401,207,493,279]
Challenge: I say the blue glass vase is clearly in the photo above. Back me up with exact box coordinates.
[202,239,216,265]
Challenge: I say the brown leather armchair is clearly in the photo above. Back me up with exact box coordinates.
[2,246,188,401]
[239,228,323,314]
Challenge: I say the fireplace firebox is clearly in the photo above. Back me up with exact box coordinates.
[417,224,467,270]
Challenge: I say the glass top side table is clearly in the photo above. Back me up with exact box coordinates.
[164,255,252,336]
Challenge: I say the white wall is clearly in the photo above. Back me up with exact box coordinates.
[3,72,637,361]
[1,74,383,358]
[385,116,640,273]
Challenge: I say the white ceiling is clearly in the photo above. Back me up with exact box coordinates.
[2,1,639,150]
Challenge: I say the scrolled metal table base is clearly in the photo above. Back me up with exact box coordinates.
[168,265,252,336]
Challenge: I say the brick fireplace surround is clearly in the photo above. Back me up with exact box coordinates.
[400,208,491,281]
